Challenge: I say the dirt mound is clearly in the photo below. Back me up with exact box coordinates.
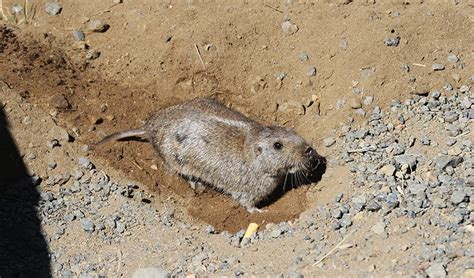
[0,25,324,232]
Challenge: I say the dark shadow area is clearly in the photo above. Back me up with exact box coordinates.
[257,155,327,208]
[0,105,51,277]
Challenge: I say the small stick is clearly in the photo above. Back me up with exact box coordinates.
[132,159,143,170]
[412,63,426,67]
[89,3,121,17]
[194,44,205,69]
[454,130,471,138]
[115,249,122,278]
[346,146,377,153]
[312,229,356,267]
[264,4,283,13]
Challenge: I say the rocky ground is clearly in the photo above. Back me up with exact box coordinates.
[1,0,473,277]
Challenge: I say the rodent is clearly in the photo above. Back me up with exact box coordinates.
[98,98,323,213]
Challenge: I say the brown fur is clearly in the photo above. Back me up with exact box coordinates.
[98,98,321,212]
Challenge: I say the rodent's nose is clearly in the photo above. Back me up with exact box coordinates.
[305,147,315,157]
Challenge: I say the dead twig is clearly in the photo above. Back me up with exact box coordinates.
[346,146,377,153]
[454,130,471,138]
[313,229,356,266]
[194,44,205,69]
[89,2,121,17]
[264,4,283,13]
[412,63,426,67]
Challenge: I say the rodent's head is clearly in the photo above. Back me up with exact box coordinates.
[250,126,321,177]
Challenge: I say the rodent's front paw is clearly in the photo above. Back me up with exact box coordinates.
[246,207,266,213]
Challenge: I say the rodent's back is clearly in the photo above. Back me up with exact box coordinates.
[144,98,259,174]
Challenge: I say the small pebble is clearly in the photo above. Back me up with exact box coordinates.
[81,219,95,232]
[339,39,348,50]
[298,52,309,61]
[131,267,171,278]
[78,157,94,170]
[45,2,62,15]
[307,66,317,77]
[432,63,445,71]
[384,36,400,47]
[447,54,459,63]
[425,263,446,278]
[323,137,336,147]
[86,19,110,33]
[275,72,287,81]
[73,30,85,41]
[281,20,298,35]
[420,135,431,146]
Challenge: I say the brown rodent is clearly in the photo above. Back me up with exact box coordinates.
[98,98,322,213]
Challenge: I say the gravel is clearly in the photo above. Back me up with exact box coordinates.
[132,267,171,278]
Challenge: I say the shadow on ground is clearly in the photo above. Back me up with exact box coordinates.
[0,104,51,277]
[258,155,327,209]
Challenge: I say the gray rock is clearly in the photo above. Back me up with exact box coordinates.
[332,208,343,219]
[363,96,373,106]
[271,228,283,238]
[132,267,171,278]
[460,85,470,93]
[81,218,95,232]
[432,63,445,71]
[444,83,453,91]
[73,30,85,41]
[287,271,304,278]
[78,157,94,170]
[86,19,110,33]
[275,72,287,81]
[425,263,446,278]
[45,2,62,15]
[47,139,60,149]
[366,200,381,212]
[307,66,317,77]
[447,138,457,146]
[115,221,126,234]
[299,52,309,61]
[205,225,216,234]
[339,39,348,50]
[380,164,396,176]
[340,214,352,227]
[281,20,298,35]
[371,222,386,235]
[421,135,431,145]
[435,155,463,171]
[384,36,400,47]
[450,190,467,205]
[323,137,336,147]
[447,54,459,63]
[86,50,101,60]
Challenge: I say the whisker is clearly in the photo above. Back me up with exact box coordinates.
[283,172,289,193]
[290,174,296,190]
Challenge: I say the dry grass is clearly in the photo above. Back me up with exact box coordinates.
[0,0,35,26]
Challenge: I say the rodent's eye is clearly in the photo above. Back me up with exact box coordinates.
[273,142,283,150]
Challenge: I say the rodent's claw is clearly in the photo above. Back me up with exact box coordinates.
[246,207,266,213]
